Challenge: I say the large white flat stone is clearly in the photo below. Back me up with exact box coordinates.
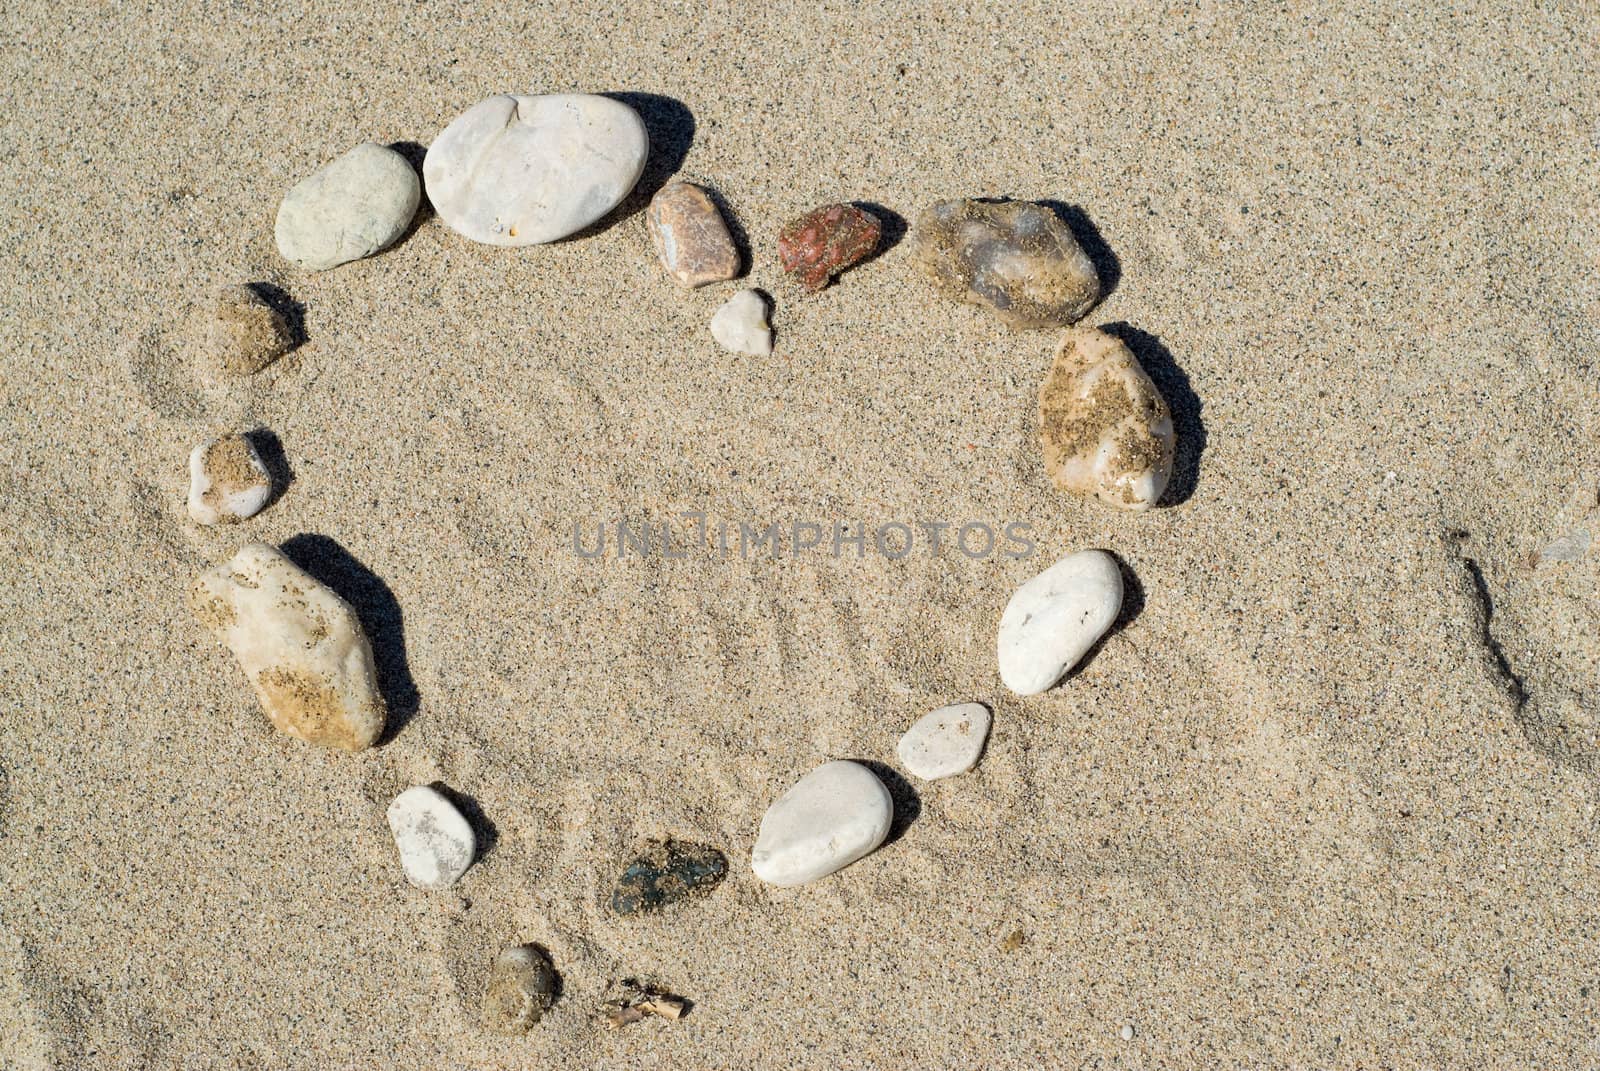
[423,93,647,246]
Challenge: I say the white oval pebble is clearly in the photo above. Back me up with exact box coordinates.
[997,548,1123,695]
[423,93,648,246]
[386,785,476,891]
[897,703,991,780]
[275,142,421,270]
[751,760,892,887]
[710,289,772,356]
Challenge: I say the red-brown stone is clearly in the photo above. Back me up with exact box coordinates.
[776,203,881,292]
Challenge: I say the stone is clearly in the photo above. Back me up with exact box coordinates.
[751,760,892,887]
[611,837,727,915]
[897,702,990,780]
[275,142,421,271]
[386,785,475,891]
[777,203,881,291]
[709,289,772,356]
[997,548,1123,696]
[423,93,648,246]
[481,944,557,1034]
[911,198,1100,328]
[647,181,739,287]
[189,543,386,751]
[187,433,272,525]
[204,285,292,377]
[1039,327,1175,510]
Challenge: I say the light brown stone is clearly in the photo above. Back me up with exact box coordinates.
[646,181,740,288]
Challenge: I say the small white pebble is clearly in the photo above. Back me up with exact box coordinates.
[710,288,773,356]
[1120,1024,1135,1041]
[387,785,476,890]
[897,702,990,780]
[187,433,272,525]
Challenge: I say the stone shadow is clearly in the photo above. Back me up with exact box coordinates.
[245,282,306,352]
[1100,322,1205,507]
[280,534,419,743]
[1039,199,1121,301]
[386,139,436,248]
[854,760,922,848]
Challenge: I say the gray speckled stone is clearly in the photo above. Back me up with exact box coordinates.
[275,143,420,270]
[386,785,475,891]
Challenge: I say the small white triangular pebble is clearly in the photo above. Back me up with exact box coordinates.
[751,760,892,887]
[710,289,772,356]
[897,703,991,780]
[997,548,1123,695]
[386,785,476,891]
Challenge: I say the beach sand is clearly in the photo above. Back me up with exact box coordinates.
[3,1,1599,1066]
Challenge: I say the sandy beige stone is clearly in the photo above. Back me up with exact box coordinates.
[186,433,272,525]
[189,543,385,751]
[202,285,292,377]
[1038,327,1175,510]
[481,945,557,1034]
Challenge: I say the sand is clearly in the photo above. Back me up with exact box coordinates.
[2,1,1598,1067]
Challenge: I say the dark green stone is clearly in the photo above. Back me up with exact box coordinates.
[611,838,727,915]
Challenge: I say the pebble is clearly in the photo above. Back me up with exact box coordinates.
[481,944,557,1034]
[274,142,420,271]
[611,837,727,915]
[1038,327,1175,510]
[424,93,647,246]
[189,543,386,751]
[187,433,272,525]
[205,285,292,377]
[386,785,475,891]
[897,703,991,780]
[709,289,772,356]
[751,760,892,887]
[997,548,1123,696]
[647,181,740,287]
[910,198,1100,328]
[777,203,881,291]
